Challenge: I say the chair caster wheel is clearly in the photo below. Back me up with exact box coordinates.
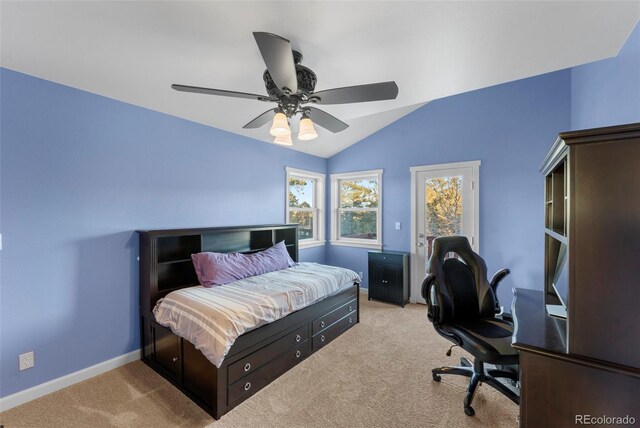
[432,374,441,382]
[464,406,475,416]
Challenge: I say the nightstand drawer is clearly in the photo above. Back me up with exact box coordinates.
[368,251,404,265]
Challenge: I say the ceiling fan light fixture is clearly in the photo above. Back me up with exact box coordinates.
[173,32,397,144]
[270,111,291,136]
[273,133,293,146]
[298,115,318,141]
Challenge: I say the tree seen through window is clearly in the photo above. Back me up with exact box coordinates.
[339,178,379,239]
[288,177,314,240]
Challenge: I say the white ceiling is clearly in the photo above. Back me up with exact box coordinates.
[1,1,639,158]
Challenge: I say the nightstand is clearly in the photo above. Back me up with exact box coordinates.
[367,250,410,307]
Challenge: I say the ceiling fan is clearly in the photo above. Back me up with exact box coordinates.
[172,32,399,144]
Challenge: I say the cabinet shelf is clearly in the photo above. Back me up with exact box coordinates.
[544,228,567,243]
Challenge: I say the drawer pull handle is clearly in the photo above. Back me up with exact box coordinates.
[349,317,353,324]
[295,334,301,342]
[320,335,326,342]
[244,363,251,372]
[296,350,301,358]
[244,382,251,391]
[320,321,325,328]
[349,305,353,311]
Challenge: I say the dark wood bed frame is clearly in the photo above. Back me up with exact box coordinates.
[137,224,360,419]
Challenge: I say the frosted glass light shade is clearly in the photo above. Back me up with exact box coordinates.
[270,112,291,137]
[298,117,318,141]
[273,133,293,146]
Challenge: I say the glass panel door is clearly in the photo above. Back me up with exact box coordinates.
[424,175,464,259]
[413,165,476,303]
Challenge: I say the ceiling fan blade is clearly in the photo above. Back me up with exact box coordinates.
[253,32,298,94]
[306,107,349,133]
[311,81,398,105]
[243,109,276,129]
[172,84,271,101]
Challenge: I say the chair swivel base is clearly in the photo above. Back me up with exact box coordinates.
[432,357,519,416]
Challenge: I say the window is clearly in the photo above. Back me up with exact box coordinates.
[330,169,383,249]
[286,167,325,248]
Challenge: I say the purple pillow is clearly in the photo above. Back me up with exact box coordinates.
[192,241,295,287]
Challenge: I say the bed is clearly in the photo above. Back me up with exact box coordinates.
[138,224,360,419]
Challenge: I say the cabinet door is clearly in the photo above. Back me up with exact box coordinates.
[154,325,181,378]
[385,264,405,303]
[368,264,387,300]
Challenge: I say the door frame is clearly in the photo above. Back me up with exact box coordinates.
[409,160,481,304]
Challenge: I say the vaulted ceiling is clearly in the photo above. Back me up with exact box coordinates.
[1,1,638,157]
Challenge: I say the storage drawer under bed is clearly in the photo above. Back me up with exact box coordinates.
[227,339,311,406]
[227,324,309,384]
[312,298,357,335]
[312,309,357,351]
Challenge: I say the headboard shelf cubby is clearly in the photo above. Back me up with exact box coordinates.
[138,224,299,317]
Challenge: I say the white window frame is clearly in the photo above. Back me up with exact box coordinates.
[330,169,383,250]
[286,167,326,249]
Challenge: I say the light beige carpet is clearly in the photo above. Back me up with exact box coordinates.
[0,298,518,428]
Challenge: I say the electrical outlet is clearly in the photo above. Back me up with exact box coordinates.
[358,271,364,278]
[395,222,401,230]
[19,351,34,371]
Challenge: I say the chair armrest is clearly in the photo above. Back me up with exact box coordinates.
[490,268,510,314]
[422,273,463,346]
[490,268,510,294]
[421,273,438,322]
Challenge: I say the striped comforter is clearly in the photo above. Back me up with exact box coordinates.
[153,262,360,367]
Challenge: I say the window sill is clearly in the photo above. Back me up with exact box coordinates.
[329,240,383,250]
[299,240,326,250]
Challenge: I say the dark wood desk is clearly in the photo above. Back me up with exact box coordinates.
[512,288,640,427]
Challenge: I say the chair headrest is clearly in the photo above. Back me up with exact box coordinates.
[427,236,495,321]
[430,236,476,267]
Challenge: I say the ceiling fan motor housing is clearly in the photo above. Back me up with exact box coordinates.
[263,51,317,100]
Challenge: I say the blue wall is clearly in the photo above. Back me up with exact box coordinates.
[1,20,638,400]
[0,68,326,397]
[571,23,640,130]
[327,70,572,306]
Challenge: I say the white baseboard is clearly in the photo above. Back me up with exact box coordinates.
[0,349,140,412]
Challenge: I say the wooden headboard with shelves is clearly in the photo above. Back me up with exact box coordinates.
[137,224,299,317]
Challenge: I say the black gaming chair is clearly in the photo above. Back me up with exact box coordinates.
[421,236,519,416]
